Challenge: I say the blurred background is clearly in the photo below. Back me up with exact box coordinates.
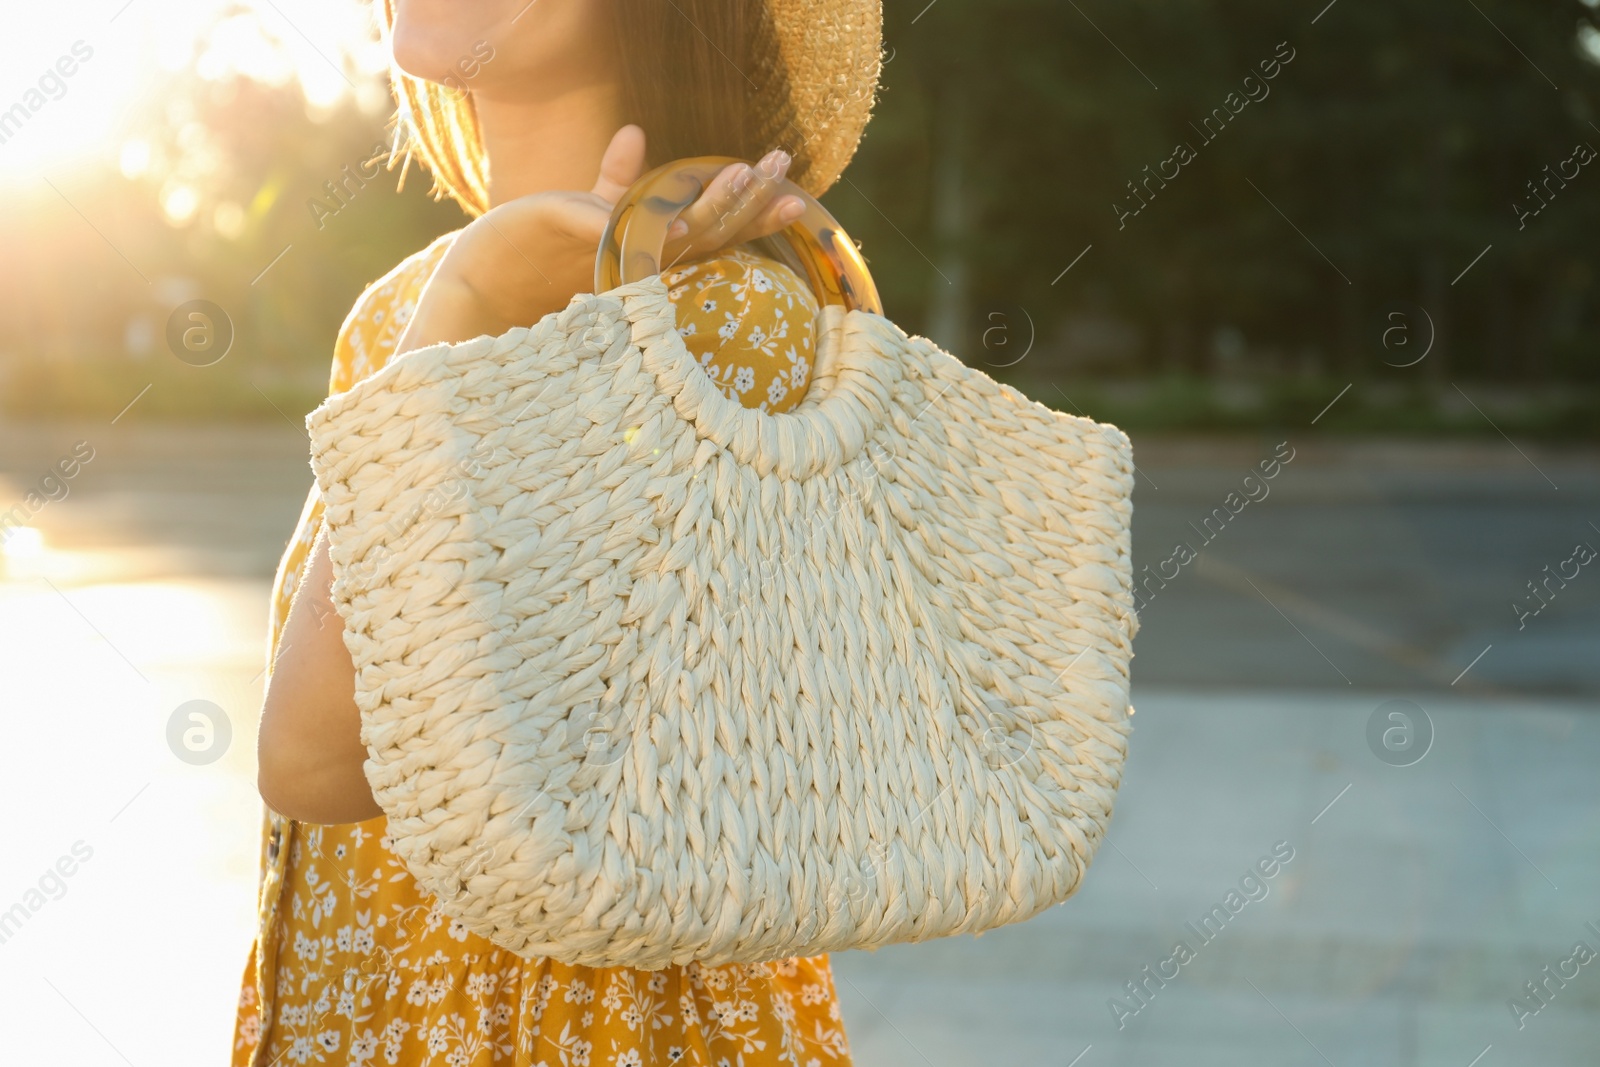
[0,1,1596,1064]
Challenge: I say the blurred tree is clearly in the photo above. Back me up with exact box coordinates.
[2,0,1596,426]
[828,0,1600,389]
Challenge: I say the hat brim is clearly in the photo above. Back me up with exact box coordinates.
[755,0,883,197]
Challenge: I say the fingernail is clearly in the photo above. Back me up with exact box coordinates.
[760,150,791,178]
[778,198,804,223]
[669,218,689,237]
[731,164,754,193]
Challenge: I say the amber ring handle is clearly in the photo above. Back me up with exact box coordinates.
[595,156,882,316]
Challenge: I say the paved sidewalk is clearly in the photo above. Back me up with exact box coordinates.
[3,422,1596,1065]
[834,688,1600,1067]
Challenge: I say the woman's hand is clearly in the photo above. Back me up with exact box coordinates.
[397,125,804,354]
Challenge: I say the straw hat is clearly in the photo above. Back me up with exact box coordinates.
[754,0,884,195]
[381,0,883,213]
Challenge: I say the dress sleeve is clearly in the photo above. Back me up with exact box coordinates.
[328,231,458,397]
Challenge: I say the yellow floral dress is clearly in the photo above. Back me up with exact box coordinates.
[232,232,849,1067]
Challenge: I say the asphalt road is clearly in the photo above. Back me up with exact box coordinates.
[1125,435,1600,696]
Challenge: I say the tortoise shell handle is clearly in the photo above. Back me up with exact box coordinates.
[595,155,882,316]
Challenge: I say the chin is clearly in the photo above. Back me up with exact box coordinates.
[388,0,613,94]
[389,26,469,84]
[389,0,506,83]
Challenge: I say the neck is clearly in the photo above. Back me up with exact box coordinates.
[472,75,625,207]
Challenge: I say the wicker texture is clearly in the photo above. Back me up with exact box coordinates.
[306,279,1138,969]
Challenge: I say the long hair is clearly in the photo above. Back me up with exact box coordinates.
[375,0,796,217]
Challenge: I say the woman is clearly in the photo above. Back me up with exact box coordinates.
[237,0,882,1063]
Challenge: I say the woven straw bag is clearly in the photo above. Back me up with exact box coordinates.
[306,159,1139,969]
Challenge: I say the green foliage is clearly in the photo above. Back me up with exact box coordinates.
[827,0,1600,391]
[3,0,1597,431]
[0,65,462,422]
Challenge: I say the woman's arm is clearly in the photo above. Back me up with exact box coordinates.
[256,521,382,824]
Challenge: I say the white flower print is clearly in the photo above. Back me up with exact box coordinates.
[235,1013,260,1049]
[239,235,854,1067]
[350,1029,378,1065]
